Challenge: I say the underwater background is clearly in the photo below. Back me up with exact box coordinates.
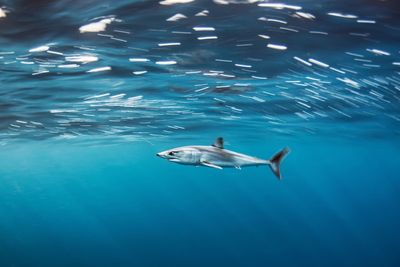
[0,0,400,266]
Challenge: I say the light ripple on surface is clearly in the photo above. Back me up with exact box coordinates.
[0,0,399,143]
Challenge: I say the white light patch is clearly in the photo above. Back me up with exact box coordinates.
[87,66,112,73]
[295,12,315,20]
[195,10,209,16]
[357,19,376,24]
[266,18,287,24]
[258,34,270,39]
[47,50,64,55]
[215,59,232,62]
[133,71,148,75]
[330,67,346,74]
[172,31,191,34]
[337,77,360,88]
[309,31,328,35]
[349,32,369,37]
[129,58,150,62]
[258,3,302,10]
[220,74,235,78]
[50,109,79,114]
[110,94,126,99]
[79,18,115,33]
[267,44,287,50]
[252,75,267,80]
[0,8,6,18]
[345,52,364,57]
[32,70,50,76]
[213,0,229,4]
[166,13,187,22]
[366,48,390,56]
[235,63,252,68]
[280,27,298,32]
[158,42,181,47]
[155,60,177,65]
[197,36,218,40]
[84,93,110,100]
[215,0,261,4]
[111,37,127,43]
[58,64,80,68]
[193,26,215,31]
[294,56,312,66]
[65,55,98,63]
[186,71,201,74]
[327,12,358,19]
[308,58,329,67]
[29,45,50,53]
[236,43,253,47]
[159,0,194,5]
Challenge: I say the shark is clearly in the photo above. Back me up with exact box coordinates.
[156,137,290,180]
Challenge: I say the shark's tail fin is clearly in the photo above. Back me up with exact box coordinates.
[268,147,290,180]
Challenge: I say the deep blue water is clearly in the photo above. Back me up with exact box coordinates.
[1,0,400,266]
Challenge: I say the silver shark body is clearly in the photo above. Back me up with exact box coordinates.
[157,137,290,180]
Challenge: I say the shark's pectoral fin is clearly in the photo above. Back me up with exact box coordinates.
[201,161,223,169]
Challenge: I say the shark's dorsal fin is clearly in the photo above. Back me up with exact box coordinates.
[212,137,224,149]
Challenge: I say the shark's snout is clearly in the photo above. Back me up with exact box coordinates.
[156,152,168,158]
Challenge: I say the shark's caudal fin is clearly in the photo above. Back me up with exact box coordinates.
[268,147,290,180]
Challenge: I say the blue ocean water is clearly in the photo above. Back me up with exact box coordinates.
[1,0,400,266]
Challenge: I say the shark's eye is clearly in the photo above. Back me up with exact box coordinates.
[168,151,175,156]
